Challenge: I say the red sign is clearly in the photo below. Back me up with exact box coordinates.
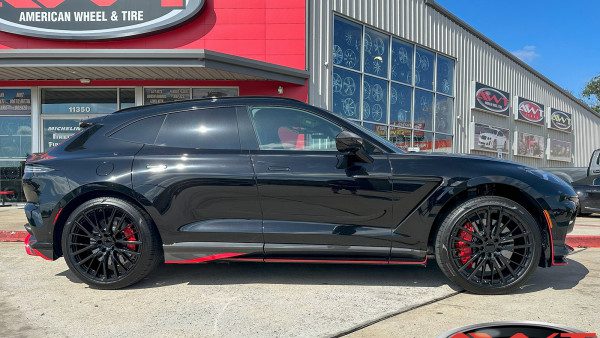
[515,97,545,125]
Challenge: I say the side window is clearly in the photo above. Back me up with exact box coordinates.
[250,106,342,151]
[111,115,166,144]
[155,107,240,150]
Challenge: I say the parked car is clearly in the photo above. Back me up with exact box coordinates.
[545,149,600,216]
[478,127,508,151]
[23,97,577,294]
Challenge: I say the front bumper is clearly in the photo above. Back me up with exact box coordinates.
[546,196,578,266]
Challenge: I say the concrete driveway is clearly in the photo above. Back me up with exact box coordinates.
[0,242,456,337]
[1,243,597,337]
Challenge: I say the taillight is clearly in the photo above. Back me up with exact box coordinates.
[27,153,55,162]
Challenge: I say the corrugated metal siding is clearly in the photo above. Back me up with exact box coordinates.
[308,0,600,167]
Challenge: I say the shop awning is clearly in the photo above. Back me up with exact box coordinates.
[0,49,309,85]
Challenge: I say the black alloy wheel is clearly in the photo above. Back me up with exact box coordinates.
[62,197,162,289]
[435,196,541,294]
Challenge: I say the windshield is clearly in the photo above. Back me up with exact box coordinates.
[347,119,405,154]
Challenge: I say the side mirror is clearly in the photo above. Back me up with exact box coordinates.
[336,130,364,153]
[335,131,374,166]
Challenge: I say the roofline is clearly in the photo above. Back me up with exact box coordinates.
[0,49,309,85]
[425,0,597,116]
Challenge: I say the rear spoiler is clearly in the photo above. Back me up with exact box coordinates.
[79,115,107,128]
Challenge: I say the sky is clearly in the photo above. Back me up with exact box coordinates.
[435,0,600,97]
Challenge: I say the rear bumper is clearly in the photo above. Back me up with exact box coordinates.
[23,202,57,260]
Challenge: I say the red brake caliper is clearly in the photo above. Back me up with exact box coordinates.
[456,222,474,268]
[122,225,137,251]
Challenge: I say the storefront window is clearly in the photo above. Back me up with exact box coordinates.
[414,89,433,131]
[363,76,388,124]
[0,160,25,202]
[391,39,414,85]
[332,67,361,120]
[390,83,412,124]
[435,134,453,153]
[119,88,136,109]
[363,122,388,139]
[331,15,455,152]
[42,88,118,114]
[415,47,435,90]
[333,16,362,71]
[0,117,31,158]
[364,28,389,77]
[436,55,455,96]
[192,87,239,99]
[43,119,81,150]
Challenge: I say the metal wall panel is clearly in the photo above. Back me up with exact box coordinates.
[309,0,600,167]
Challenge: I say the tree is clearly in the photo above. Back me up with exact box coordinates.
[583,75,600,113]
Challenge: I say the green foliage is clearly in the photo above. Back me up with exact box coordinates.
[583,75,600,113]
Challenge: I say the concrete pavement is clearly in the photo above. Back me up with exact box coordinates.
[348,248,600,337]
[1,242,598,337]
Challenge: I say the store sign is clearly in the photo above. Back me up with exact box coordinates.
[144,88,191,105]
[514,97,544,125]
[472,82,510,116]
[548,108,573,133]
[0,0,206,40]
[0,89,31,115]
[548,139,573,162]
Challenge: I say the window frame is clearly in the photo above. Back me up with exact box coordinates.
[330,13,457,153]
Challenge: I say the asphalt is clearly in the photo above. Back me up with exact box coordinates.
[1,242,598,337]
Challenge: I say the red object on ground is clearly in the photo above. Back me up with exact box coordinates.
[0,230,28,242]
[566,235,600,248]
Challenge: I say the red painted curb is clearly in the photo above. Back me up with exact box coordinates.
[0,230,28,242]
[566,235,600,248]
[2,230,600,248]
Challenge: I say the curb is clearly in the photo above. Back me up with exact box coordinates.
[0,230,28,242]
[566,235,600,248]
[2,230,600,248]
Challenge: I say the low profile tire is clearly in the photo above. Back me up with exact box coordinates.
[61,197,162,289]
[435,196,541,294]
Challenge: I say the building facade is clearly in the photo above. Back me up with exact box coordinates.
[0,0,599,202]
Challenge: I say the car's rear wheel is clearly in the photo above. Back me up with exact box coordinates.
[61,197,162,289]
[435,196,541,294]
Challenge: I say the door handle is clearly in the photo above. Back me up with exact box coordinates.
[146,164,168,171]
[593,170,600,174]
[267,166,291,172]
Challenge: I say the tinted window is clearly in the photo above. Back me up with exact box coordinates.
[111,115,166,144]
[250,107,342,151]
[155,107,240,150]
[415,48,434,90]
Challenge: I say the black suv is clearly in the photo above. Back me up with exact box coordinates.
[23,97,577,294]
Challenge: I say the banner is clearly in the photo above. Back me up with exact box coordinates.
[514,97,545,126]
[548,108,573,133]
[548,139,572,162]
[514,131,545,159]
[472,82,510,116]
[470,122,510,154]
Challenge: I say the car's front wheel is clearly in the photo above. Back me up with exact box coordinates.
[61,197,162,289]
[435,196,541,294]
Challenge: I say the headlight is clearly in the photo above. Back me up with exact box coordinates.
[525,168,563,184]
[24,165,55,174]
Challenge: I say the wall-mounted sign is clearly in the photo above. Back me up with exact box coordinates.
[0,0,206,40]
[514,131,545,159]
[470,122,510,154]
[514,97,544,125]
[548,138,573,162]
[548,108,573,133]
[144,88,191,105]
[0,89,31,115]
[472,82,510,116]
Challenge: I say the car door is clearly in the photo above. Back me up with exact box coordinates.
[243,105,394,262]
[131,106,263,261]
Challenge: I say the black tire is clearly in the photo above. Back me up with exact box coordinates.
[435,196,541,294]
[61,197,162,289]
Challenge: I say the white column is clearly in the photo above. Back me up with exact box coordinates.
[30,87,41,154]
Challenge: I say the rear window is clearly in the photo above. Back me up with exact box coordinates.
[154,107,240,150]
[110,115,166,144]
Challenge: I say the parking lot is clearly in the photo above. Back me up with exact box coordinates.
[1,241,598,337]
